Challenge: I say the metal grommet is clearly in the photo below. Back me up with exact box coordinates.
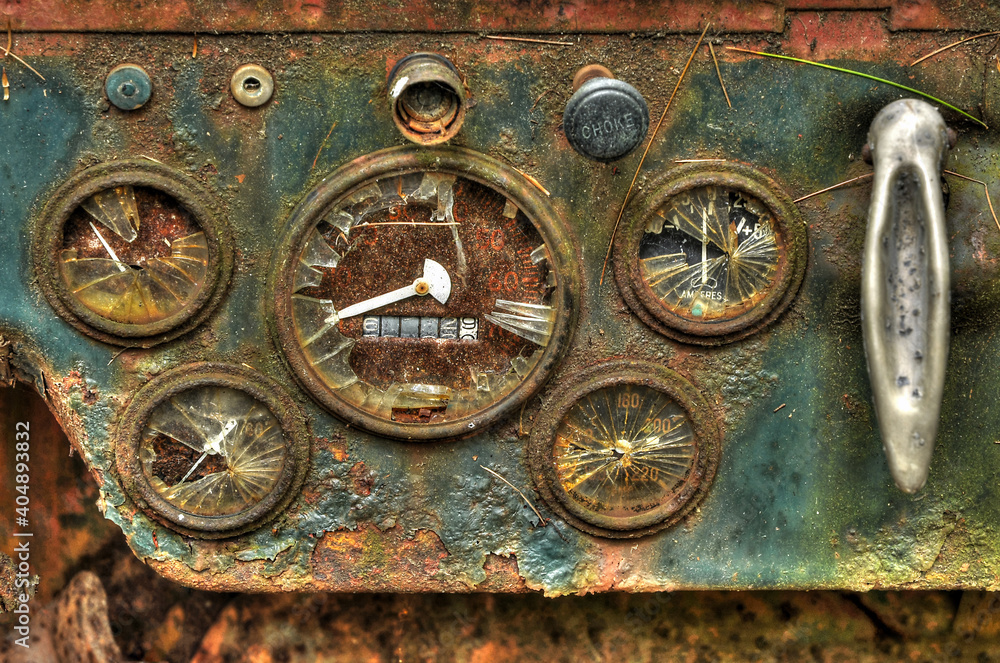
[231,64,274,107]
[105,64,152,110]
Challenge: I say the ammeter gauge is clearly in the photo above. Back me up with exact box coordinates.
[34,161,231,347]
[615,163,806,345]
[529,361,719,538]
[116,364,308,537]
[272,147,578,440]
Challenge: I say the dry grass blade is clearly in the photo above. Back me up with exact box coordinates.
[311,121,338,170]
[600,22,712,285]
[794,173,873,203]
[480,465,546,525]
[517,169,551,196]
[708,42,731,108]
[675,158,727,163]
[1,20,45,81]
[944,170,1000,234]
[485,35,573,46]
[911,31,1000,66]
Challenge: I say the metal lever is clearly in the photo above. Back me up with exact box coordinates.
[862,99,951,493]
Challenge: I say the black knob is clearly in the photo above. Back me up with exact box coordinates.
[563,67,649,162]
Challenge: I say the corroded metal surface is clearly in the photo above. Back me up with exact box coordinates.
[2,0,1000,597]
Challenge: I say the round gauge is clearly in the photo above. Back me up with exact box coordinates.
[116,364,309,537]
[34,161,231,347]
[614,162,806,345]
[529,361,720,538]
[271,147,578,440]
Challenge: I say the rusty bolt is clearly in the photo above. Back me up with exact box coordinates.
[231,64,274,107]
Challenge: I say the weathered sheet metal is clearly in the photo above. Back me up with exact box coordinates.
[2,1,1000,595]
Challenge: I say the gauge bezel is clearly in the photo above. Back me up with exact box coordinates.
[528,360,720,538]
[115,363,310,539]
[270,146,579,441]
[614,162,807,345]
[33,160,232,347]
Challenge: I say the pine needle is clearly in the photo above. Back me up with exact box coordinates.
[600,22,712,285]
[794,173,873,203]
[726,47,987,129]
[911,31,1000,66]
[481,465,546,525]
[485,35,573,47]
[708,42,731,108]
[944,170,1000,235]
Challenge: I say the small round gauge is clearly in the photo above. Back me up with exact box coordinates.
[529,361,720,538]
[116,364,308,537]
[615,162,806,345]
[34,161,231,347]
[272,147,578,440]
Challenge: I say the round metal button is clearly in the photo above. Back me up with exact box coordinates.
[105,64,152,110]
[563,77,649,162]
[231,64,275,107]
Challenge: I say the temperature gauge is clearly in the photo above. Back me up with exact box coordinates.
[615,163,806,345]
[34,161,231,346]
[272,147,578,440]
[529,361,719,538]
[116,364,308,537]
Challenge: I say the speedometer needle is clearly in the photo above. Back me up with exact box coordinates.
[328,258,452,324]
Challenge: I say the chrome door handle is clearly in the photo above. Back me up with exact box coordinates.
[862,99,952,493]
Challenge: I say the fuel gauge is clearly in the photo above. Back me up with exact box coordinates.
[529,361,720,538]
[34,161,231,347]
[615,163,806,345]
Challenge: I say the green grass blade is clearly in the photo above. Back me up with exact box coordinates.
[726,47,988,129]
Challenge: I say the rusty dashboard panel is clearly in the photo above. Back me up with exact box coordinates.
[2,0,1000,595]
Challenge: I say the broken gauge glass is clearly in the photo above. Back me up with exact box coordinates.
[552,384,696,523]
[58,185,209,326]
[530,363,720,536]
[615,164,805,344]
[138,385,287,520]
[638,185,780,322]
[275,148,576,440]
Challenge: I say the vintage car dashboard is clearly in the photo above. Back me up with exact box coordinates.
[2,0,999,594]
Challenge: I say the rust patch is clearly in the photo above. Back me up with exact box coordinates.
[347,461,375,496]
[311,525,454,591]
[56,370,100,405]
[477,553,527,592]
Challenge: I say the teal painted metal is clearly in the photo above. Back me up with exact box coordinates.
[2,14,1000,594]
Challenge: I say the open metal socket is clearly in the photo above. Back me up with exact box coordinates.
[387,53,467,145]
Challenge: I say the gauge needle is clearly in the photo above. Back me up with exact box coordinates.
[90,222,128,273]
[328,258,452,323]
[178,419,237,485]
